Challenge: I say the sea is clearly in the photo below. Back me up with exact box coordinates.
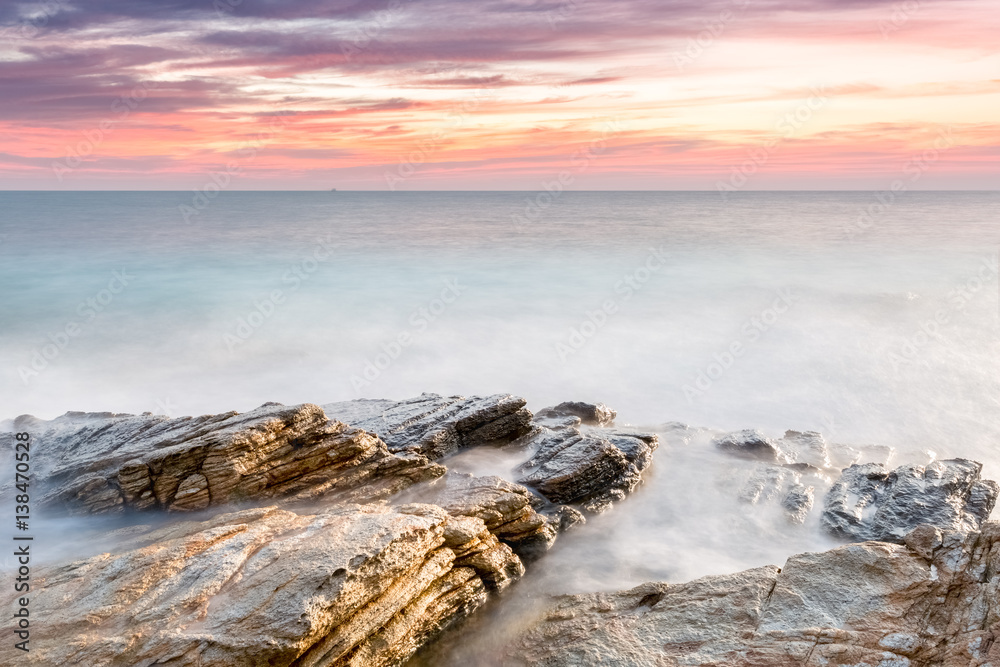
[1,191,998,613]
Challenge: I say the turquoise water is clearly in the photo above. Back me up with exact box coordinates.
[1,191,998,476]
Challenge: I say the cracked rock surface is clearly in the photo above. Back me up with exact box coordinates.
[503,522,1000,667]
[7,403,443,515]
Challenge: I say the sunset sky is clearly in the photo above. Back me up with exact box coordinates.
[1,0,997,190]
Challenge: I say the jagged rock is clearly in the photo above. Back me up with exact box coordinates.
[717,428,896,473]
[442,515,525,591]
[323,393,533,459]
[544,505,587,532]
[2,403,443,515]
[0,504,492,667]
[778,430,830,469]
[502,522,1000,667]
[823,458,999,543]
[781,483,815,525]
[535,401,617,426]
[736,464,799,505]
[713,429,785,463]
[432,474,558,563]
[516,425,658,513]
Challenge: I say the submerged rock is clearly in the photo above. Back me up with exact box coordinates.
[6,403,443,515]
[502,522,1000,667]
[0,504,491,667]
[713,429,785,463]
[323,393,533,459]
[823,458,999,543]
[535,401,617,426]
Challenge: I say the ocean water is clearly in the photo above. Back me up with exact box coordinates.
[1,191,998,592]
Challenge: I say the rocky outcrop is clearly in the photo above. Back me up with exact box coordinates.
[714,428,895,471]
[320,393,658,515]
[0,504,493,667]
[516,424,658,514]
[503,521,1000,667]
[4,403,443,515]
[431,474,560,563]
[823,458,999,543]
[323,393,533,459]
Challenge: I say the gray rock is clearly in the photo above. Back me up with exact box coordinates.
[823,458,999,543]
[778,430,830,469]
[516,426,658,513]
[502,522,1000,667]
[781,483,815,525]
[323,393,533,459]
[713,429,785,463]
[535,401,617,426]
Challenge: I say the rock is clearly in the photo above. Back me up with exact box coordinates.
[778,430,830,469]
[0,504,491,667]
[323,393,534,459]
[432,474,558,563]
[441,515,525,591]
[516,426,658,513]
[503,521,1000,667]
[713,429,785,463]
[781,483,815,525]
[2,403,443,515]
[544,505,587,532]
[822,458,999,543]
[535,401,617,426]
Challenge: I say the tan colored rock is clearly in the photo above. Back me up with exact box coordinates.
[433,474,559,563]
[3,403,443,515]
[502,521,1000,667]
[0,504,489,667]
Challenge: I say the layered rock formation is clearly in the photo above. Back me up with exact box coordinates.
[431,474,560,562]
[0,394,661,667]
[7,396,995,667]
[323,393,534,459]
[516,402,658,514]
[9,403,443,515]
[503,521,1000,667]
[0,504,495,667]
